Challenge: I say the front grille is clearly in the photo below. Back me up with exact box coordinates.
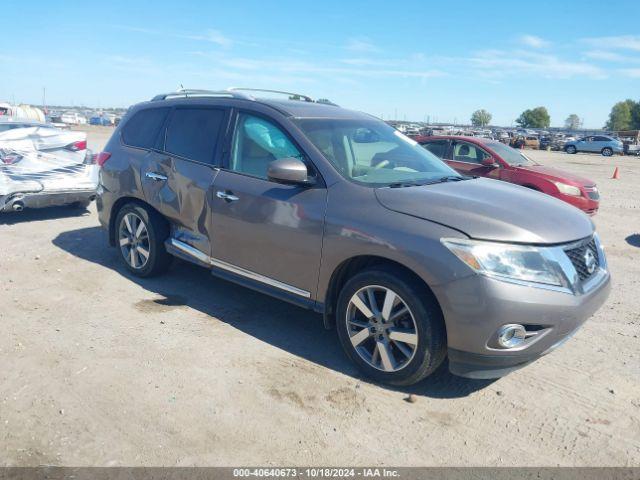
[564,238,599,281]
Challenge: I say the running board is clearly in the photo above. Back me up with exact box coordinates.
[167,238,311,298]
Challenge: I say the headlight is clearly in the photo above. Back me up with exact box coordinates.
[553,181,582,196]
[442,238,566,286]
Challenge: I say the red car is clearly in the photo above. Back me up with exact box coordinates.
[416,136,600,215]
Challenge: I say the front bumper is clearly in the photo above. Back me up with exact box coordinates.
[432,268,611,379]
[553,192,599,215]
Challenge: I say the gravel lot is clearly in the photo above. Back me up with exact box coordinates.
[1,127,638,466]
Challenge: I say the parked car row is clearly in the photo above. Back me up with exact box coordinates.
[93,88,610,386]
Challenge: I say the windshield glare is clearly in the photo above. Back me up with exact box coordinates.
[487,142,536,166]
[294,119,459,186]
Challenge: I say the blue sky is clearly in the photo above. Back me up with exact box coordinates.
[2,0,639,127]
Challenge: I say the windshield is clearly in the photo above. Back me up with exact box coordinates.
[487,142,536,166]
[294,118,460,186]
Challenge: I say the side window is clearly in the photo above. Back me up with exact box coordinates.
[594,136,610,142]
[121,108,169,149]
[422,140,448,159]
[165,108,225,164]
[230,113,303,179]
[452,142,489,164]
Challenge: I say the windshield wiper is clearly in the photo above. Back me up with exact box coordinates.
[387,175,473,188]
[420,175,471,185]
[438,175,466,182]
[388,181,428,188]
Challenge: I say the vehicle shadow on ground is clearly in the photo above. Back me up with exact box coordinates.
[625,234,640,248]
[0,206,90,225]
[52,226,495,399]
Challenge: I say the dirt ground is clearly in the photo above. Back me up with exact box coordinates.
[1,131,639,466]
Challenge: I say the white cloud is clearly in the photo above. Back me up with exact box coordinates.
[113,25,233,48]
[470,50,605,79]
[583,35,640,51]
[184,29,232,47]
[345,37,378,53]
[519,34,550,49]
[189,51,444,80]
[620,68,640,78]
[584,50,630,62]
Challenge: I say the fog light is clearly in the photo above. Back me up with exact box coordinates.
[497,324,527,348]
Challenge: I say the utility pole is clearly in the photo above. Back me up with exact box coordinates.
[42,87,47,114]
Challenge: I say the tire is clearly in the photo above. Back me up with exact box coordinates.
[601,147,613,157]
[115,203,172,277]
[335,267,446,386]
[565,145,577,154]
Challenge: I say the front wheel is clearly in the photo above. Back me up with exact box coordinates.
[565,145,577,154]
[115,203,172,277]
[601,147,613,157]
[336,268,446,386]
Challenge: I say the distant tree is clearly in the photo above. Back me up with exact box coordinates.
[516,107,550,128]
[604,100,635,131]
[564,114,582,130]
[471,109,492,127]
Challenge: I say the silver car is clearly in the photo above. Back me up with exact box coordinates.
[97,89,611,385]
[564,135,623,156]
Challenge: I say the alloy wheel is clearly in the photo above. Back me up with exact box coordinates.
[118,213,150,270]
[345,285,418,372]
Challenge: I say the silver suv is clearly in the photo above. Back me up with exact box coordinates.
[96,89,611,385]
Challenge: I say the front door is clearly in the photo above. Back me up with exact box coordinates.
[141,106,228,255]
[447,140,500,179]
[578,136,596,152]
[210,112,327,301]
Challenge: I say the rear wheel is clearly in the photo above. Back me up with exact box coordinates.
[601,147,613,157]
[565,145,577,154]
[115,203,172,277]
[336,268,446,385]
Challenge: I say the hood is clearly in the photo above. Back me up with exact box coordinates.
[374,177,593,244]
[519,164,595,186]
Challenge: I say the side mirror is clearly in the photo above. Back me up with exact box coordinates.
[267,157,314,185]
[481,157,499,168]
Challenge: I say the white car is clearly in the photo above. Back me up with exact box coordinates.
[0,119,98,212]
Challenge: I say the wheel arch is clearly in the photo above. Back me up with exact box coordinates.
[322,255,443,330]
[108,196,163,246]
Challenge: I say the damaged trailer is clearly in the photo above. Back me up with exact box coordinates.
[0,122,98,212]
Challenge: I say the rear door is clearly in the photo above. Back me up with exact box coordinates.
[209,111,326,303]
[141,106,229,255]
[593,136,610,152]
[421,139,449,160]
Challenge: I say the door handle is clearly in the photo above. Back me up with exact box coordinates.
[216,191,239,202]
[146,172,168,182]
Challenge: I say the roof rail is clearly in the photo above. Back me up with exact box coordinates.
[227,87,314,103]
[151,89,252,102]
[151,87,316,103]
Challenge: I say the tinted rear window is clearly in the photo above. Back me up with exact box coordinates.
[121,108,169,149]
[165,108,225,164]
